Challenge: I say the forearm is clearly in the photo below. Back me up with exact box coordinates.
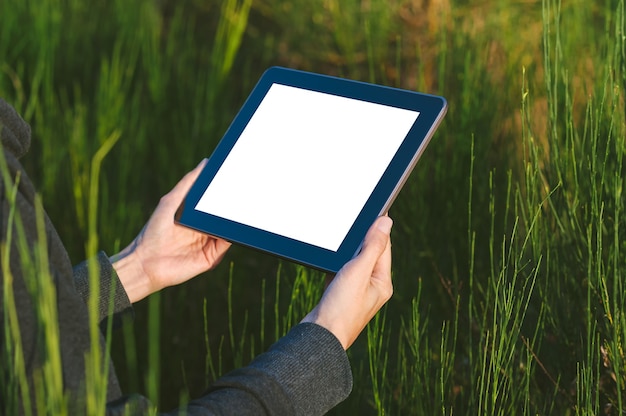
[102,323,352,416]
[192,323,353,415]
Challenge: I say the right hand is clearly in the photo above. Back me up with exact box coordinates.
[301,216,393,349]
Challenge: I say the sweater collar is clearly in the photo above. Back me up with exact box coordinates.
[0,98,31,159]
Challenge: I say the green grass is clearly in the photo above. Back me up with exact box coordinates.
[2,0,626,414]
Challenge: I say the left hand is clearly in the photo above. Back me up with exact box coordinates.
[111,159,232,303]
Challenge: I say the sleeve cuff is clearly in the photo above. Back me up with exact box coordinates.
[73,251,134,329]
[208,322,352,415]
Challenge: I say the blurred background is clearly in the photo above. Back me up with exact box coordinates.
[2,0,626,414]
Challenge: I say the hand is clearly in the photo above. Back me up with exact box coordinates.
[111,159,232,303]
[301,216,393,349]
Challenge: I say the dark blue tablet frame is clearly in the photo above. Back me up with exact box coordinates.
[176,66,447,273]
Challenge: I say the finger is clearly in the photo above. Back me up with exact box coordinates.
[179,158,208,190]
[205,238,232,269]
[343,216,393,276]
[215,237,233,255]
[372,234,392,275]
[371,236,393,300]
[163,159,208,205]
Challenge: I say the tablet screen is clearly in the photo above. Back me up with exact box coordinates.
[194,83,420,251]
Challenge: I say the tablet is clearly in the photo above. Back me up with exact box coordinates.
[176,66,447,273]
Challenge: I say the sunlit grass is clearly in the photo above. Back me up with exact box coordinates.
[2,0,626,414]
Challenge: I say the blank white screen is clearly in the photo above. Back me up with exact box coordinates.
[195,83,419,251]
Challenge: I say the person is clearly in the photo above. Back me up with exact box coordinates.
[0,97,393,415]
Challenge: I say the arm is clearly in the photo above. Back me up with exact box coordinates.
[2,99,364,415]
[103,324,351,416]
[102,159,392,414]
[183,323,351,416]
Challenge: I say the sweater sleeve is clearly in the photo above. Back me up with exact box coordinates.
[73,251,134,329]
[181,322,353,416]
[104,323,353,416]
[72,252,353,415]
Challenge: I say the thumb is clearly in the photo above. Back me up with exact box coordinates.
[345,216,393,275]
[168,159,208,201]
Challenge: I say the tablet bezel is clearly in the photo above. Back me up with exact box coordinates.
[175,66,447,273]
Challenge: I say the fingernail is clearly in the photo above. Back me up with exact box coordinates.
[376,216,393,235]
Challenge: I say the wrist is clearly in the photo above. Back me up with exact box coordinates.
[110,244,155,303]
[301,309,349,350]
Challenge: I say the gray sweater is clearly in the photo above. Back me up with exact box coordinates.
[0,98,352,415]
